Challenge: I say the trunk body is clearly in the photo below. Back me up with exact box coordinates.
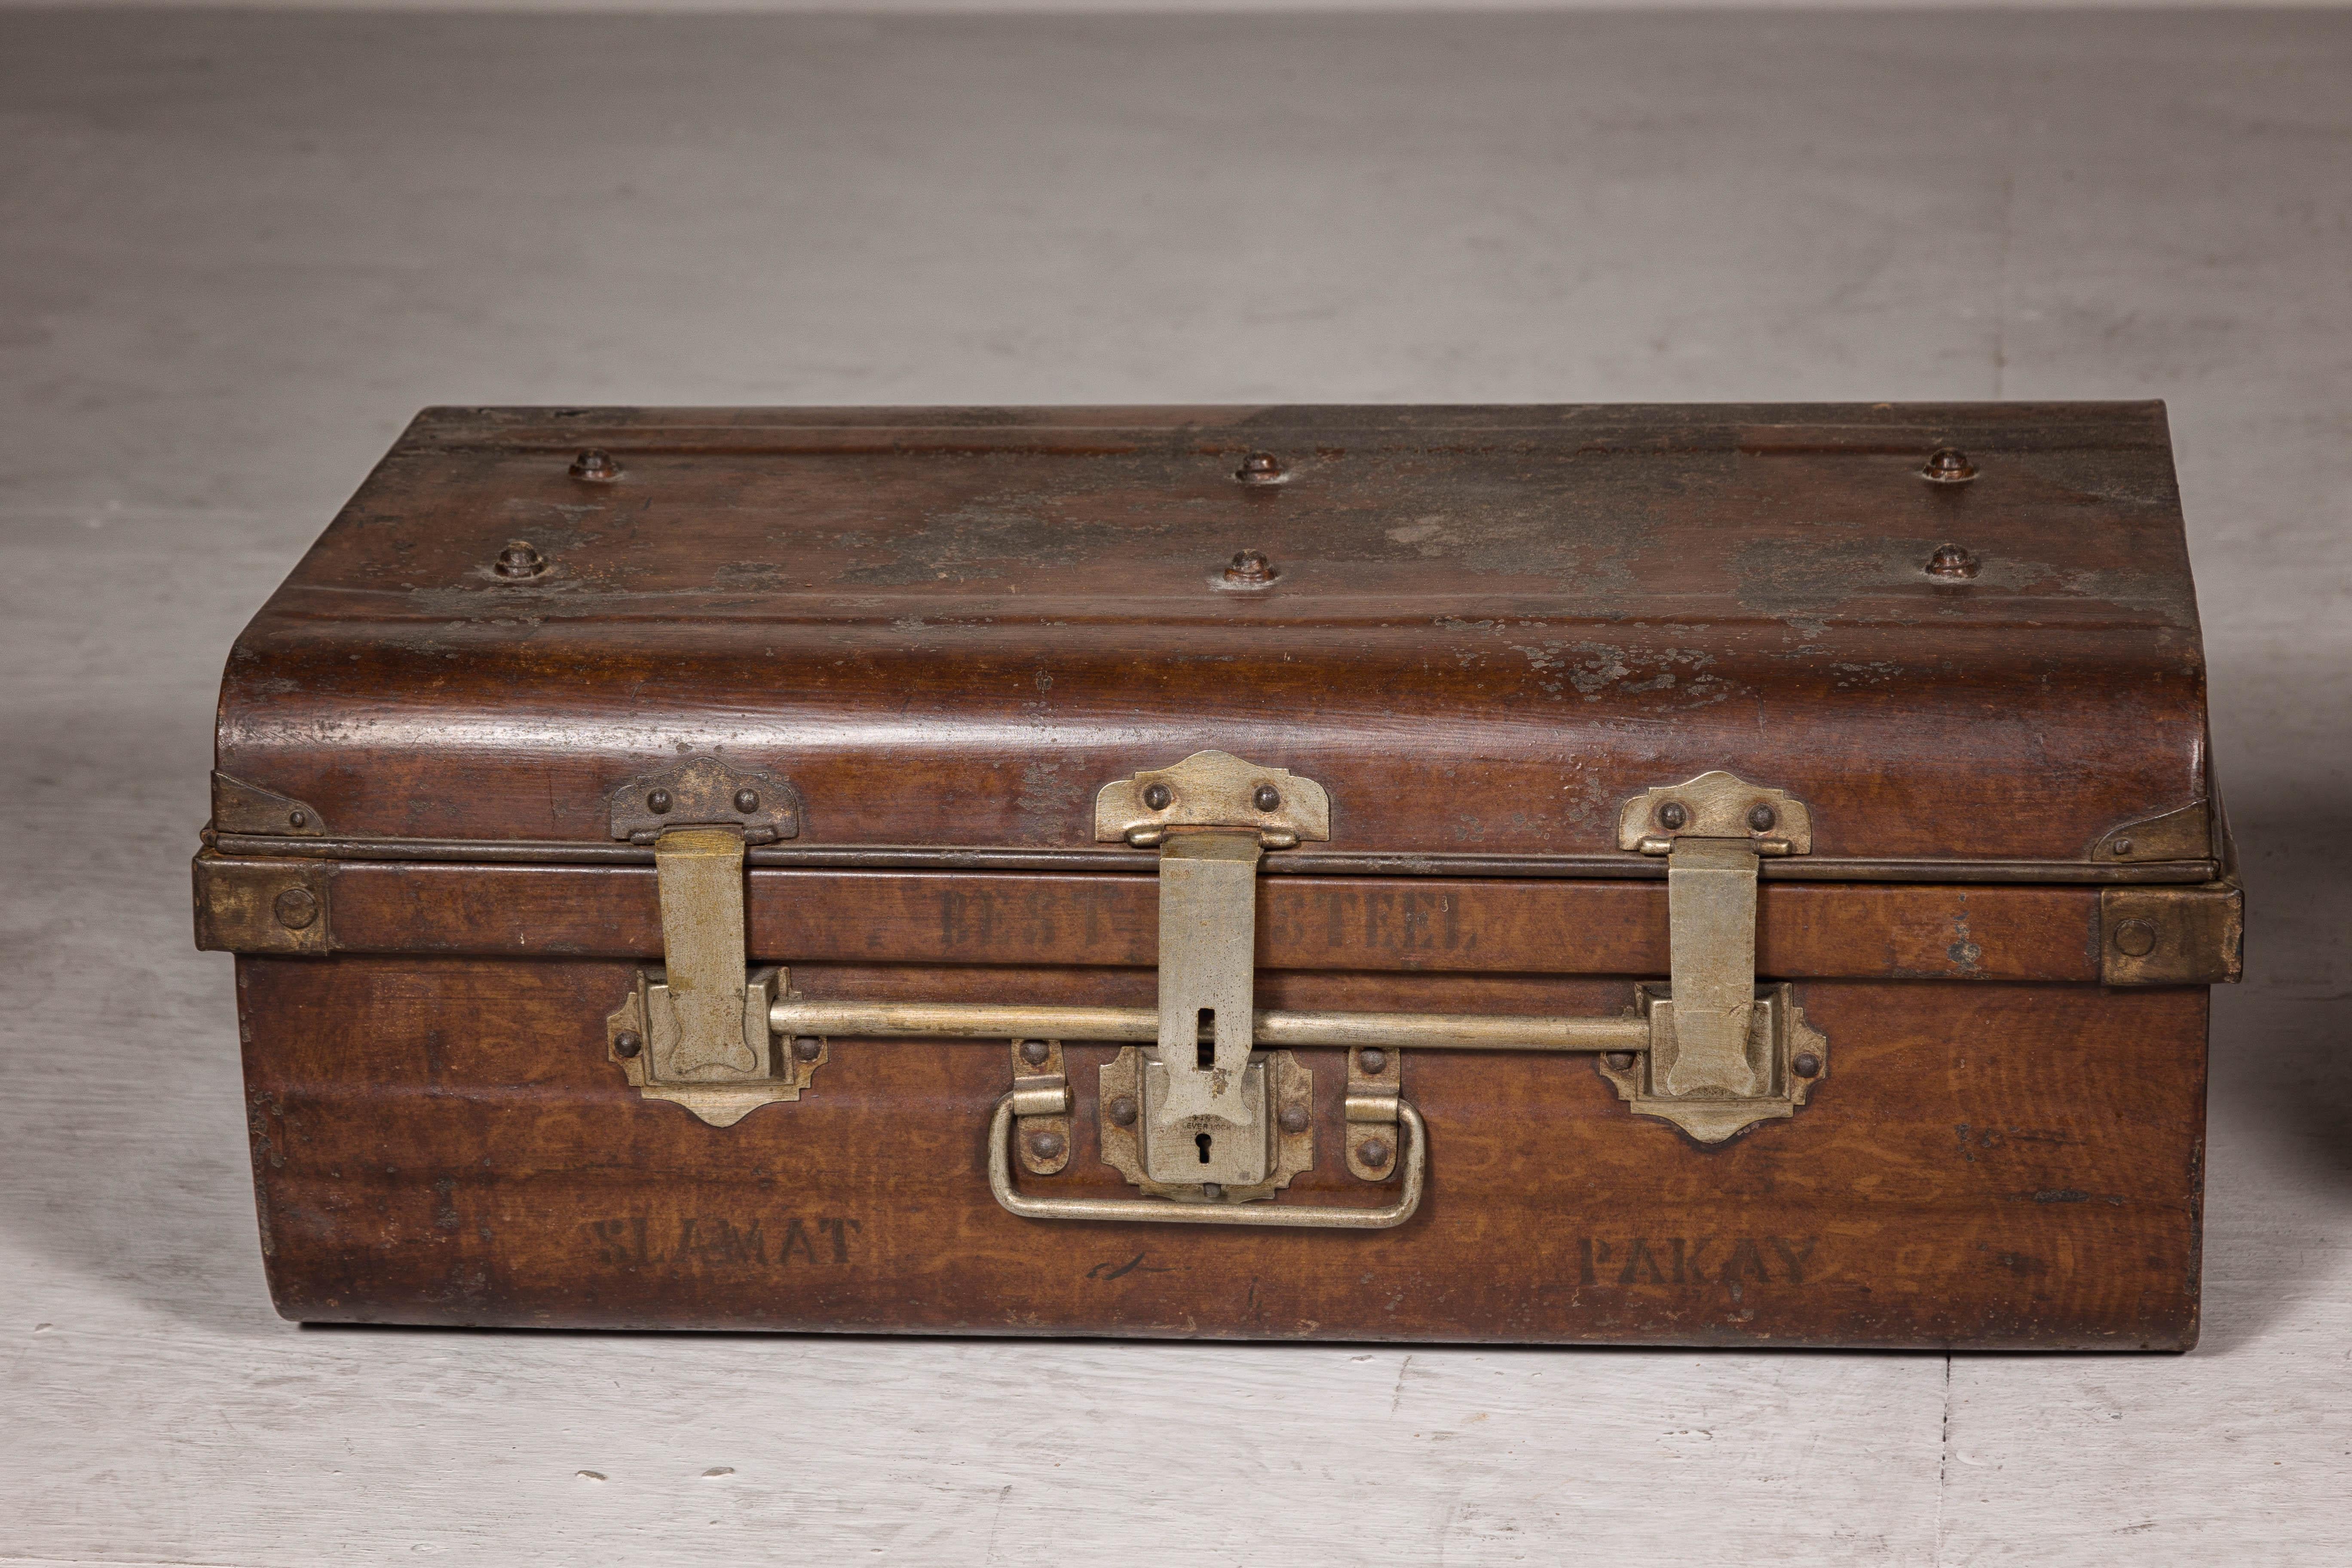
[200,404,2235,1349]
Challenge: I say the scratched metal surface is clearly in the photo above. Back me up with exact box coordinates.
[217,399,2206,858]
[0,9,2345,1566]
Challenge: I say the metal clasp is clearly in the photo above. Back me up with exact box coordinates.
[603,821,821,1127]
[1090,752,1335,1204]
[1598,772,1828,1141]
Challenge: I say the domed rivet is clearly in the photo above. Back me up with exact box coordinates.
[1921,447,1978,484]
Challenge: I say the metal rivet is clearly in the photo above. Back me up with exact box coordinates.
[1792,1052,1823,1079]
[1221,549,1277,587]
[570,448,621,482]
[1253,784,1281,812]
[613,1030,643,1059]
[732,788,760,813]
[287,809,309,829]
[1026,1131,1067,1161]
[1603,1050,1635,1072]
[1357,1048,1387,1074]
[272,887,318,930]
[1107,1095,1138,1127]
[1921,447,1978,484]
[2113,919,2159,958]
[1278,1105,1310,1135]
[647,789,672,814]
[1357,1138,1392,1169]
[1019,1039,1051,1066]
[494,541,547,579]
[1747,804,1778,833]
[793,1036,824,1062]
[2112,838,2135,857]
[1926,543,1981,581]
[1142,783,1173,811]
[1656,801,1689,831]
[1235,451,1286,485]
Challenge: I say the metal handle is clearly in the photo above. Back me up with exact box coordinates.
[987,1096,1427,1229]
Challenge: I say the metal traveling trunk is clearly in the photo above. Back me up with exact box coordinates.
[194,404,2240,1348]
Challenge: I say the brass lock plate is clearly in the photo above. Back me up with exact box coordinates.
[1099,1048,1314,1203]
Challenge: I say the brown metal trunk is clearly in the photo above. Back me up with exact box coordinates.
[197,404,2238,1348]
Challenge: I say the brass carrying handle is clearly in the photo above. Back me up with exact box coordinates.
[987,1095,1427,1229]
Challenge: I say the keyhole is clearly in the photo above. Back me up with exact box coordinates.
[1196,1008,1215,1071]
[1196,1132,1213,1164]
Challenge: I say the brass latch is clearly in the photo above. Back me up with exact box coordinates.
[1598,771,1828,1141]
[1091,751,1330,1204]
[603,762,821,1127]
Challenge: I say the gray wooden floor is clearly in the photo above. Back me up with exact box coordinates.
[2,9,2347,1564]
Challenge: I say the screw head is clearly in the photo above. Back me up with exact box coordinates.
[793,1036,824,1062]
[272,887,319,930]
[1357,1138,1392,1170]
[1357,1048,1387,1075]
[1142,783,1173,811]
[287,809,309,830]
[2113,919,2159,958]
[1235,451,1287,484]
[647,789,672,814]
[733,788,760,813]
[613,1030,643,1059]
[1107,1095,1139,1127]
[1792,1051,1823,1079]
[1253,784,1282,812]
[1747,804,1778,833]
[1656,801,1689,831]
[1278,1105,1310,1135]
[1926,543,1982,581]
[1221,549,1277,587]
[2111,838,2135,858]
[494,541,547,579]
[1603,1050,1635,1072]
[1921,447,1978,484]
[570,448,621,481]
[1019,1039,1051,1066]
[1026,1130,1067,1161]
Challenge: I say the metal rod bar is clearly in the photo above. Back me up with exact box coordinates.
[770,998,1649,1054]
